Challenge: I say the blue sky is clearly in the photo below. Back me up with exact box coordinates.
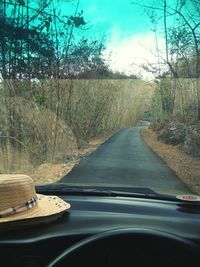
[72,0,164,44]
[78,0,151,38]
[62,0,179,78]
[74,0,166,78]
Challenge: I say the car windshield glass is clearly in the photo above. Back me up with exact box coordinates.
[1,0,200,197]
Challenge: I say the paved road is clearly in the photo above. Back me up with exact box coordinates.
[60,127,190,195]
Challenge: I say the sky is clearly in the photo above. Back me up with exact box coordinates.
[74,0,166,79]
[5,0,186,79]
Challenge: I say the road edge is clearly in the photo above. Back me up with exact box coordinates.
[141,128,200,194]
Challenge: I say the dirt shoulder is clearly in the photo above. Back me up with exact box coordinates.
[30,134,112,185]
[141,128,200,194]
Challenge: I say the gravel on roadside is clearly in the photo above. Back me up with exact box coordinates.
[141,128,200,194]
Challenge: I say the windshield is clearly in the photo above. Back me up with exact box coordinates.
[0,0,200,197]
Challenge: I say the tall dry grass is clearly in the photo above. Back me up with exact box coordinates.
[173,79,198,124]
[151,78,199,127]
[0,79,154,173]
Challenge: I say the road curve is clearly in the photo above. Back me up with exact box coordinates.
[60,127,190,195]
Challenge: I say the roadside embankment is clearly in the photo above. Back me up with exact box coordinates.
[30,133,112,185]
[142,128,200,194]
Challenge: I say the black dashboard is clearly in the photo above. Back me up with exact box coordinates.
[1,194,200,266]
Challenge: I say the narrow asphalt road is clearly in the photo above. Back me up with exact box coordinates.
[60,127,190,195]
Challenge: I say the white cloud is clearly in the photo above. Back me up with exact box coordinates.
[103,32,166,79]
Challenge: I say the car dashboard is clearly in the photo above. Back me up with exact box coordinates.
[1,193,200,266]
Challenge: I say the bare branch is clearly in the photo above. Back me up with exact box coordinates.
[0,135,27,149]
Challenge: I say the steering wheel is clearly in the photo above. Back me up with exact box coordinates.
[48,228,200,267]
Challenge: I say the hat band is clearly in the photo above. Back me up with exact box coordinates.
[0,196,38,218]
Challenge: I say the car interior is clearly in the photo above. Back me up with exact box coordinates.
[1,185,200,267]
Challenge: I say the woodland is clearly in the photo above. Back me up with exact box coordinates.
[0,0,200,173]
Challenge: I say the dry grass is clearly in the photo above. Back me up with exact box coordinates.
[151,78,199,126]
[0,79,154,176]
[0,148,31,174]
[142,128,200,194]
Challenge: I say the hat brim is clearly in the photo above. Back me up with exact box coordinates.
[0,194,70,223]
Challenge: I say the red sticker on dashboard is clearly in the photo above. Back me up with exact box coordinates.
[176,194,200,201]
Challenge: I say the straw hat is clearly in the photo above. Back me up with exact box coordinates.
[0,174,70,226]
